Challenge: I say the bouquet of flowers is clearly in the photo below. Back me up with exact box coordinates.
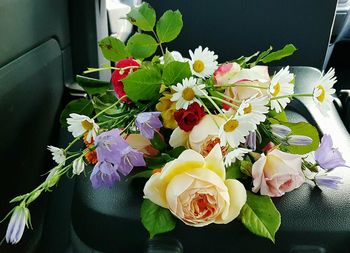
[2,2,348,246]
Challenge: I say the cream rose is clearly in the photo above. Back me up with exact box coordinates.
[143,144,247,227]
[125,134,159,157]
[214,63,270,103]
[169,115,226,156]
[252,149,305,197]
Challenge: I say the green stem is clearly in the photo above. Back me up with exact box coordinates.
[64,136,82,152]
[152,30,165,56]
[83,66,138,74]
[270,93,313,100]
[199,90,227,119]
[198,98,221,129]
[216,83,269,89]
[210,96,240,109]
[92,96,126,120]
[214,91,241,103]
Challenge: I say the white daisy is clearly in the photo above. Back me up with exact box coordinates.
[313,68,336,113]
[189,46,218,78]
[67,113,99,142]
[47,146,66,165]
[224,148,251,167]
[237,95,269,128]
[219,116,255,148]
[269,66,294,113]
[72,157,85,175]
[170,77,207,110]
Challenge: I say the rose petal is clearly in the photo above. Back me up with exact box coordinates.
[189,115,225,143]
[169,127,189,148]
[143,173,168,208]
[204,144,226,180]
[216,179,247,224]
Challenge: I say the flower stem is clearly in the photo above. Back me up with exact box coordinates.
[214,91,241,103]
[198,90,228,119]
[270,93,313,100]
[152,30,165,56]
[216,83,269,89]
[83,66,138,74]
[210,96,240,109]
[92,96,126,120]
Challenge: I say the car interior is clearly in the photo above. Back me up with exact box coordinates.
[0,0,350,252]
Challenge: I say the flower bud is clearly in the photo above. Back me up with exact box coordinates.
[73,157,85,175]
[271,124,291,138]
[287,135,313,146]
[5,206,30,244]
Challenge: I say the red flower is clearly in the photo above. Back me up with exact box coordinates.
[174,103,206,132]
[111,58,140,102]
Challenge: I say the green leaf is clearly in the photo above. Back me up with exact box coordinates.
[240,159,253,177]
[240,191,281,243]
[141,199,176,239]
[226,161,242,179]
[163,49,175,65]
[76,75,111,95]
[60,99,94,127]
[98,36,129,62]
[145,153,173,169]
[279,121,320,154]
[167,146,186,158]
[127,170,153,181]
[268,110,288,122]
[126,33,158,59]
[255,46,273,64]
[156,10,183,43]
[150,132,167,152]
[162,61,191,85]
[261,44,297,63]
[123,67,161,102]
[127,2,156,31]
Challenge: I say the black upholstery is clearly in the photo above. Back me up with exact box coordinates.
[0,0,70,252]
[147,0,337,70]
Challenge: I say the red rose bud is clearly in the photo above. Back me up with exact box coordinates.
[174,102,206,132]
[111,58,140,102]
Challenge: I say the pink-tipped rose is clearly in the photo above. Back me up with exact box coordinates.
[214,63,270,110]
[252,149,305,197]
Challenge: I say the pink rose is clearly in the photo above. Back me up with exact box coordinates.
[252,149,305,197]
[214,64,270,110]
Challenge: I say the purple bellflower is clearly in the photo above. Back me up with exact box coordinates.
[315,134,348,171]
[5,206,29,244]
[245,131,257,151]
[135,112,162,139]
[315,174,343,190]
[90,129,146,188]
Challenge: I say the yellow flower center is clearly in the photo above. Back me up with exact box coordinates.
[316,85,326,103]
[81,120,93,131]
[182,87,195,101]
[193,60,205,73]
[271,82,281,97]
[243,103,253,114]
[223,119,239,132]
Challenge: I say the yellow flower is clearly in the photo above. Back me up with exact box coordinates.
[156,94,178,129]
[143,144,247,227]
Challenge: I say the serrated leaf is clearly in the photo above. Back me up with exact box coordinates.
[163,49,175,65]
[123,67,161,102]
[60,99,94,127]
[141,199,176,239]
[167,146,186,158]
[255,46,273,64]
[162,61,191,85]
[76,75,111,95]
[241,191,281,243]
[98,36,129,62]
[261,44,297,63]
[268,110,288,122]
[126,33,158,59]
[145,154,173,169]
[156,10,183,43]
[127,2,156,31]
